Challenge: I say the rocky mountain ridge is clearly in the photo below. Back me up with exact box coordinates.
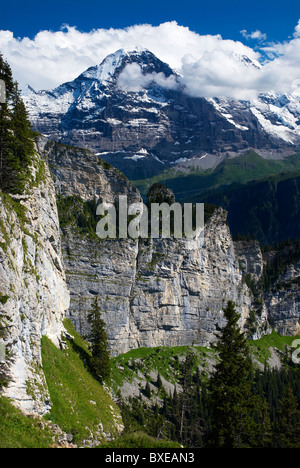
[24,49,300,181]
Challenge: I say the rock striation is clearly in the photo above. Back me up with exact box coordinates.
[234,240,264,281]
[61,212,253,357]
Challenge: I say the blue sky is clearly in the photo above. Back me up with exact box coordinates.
[1,0,300,44]
[1,0,300,98]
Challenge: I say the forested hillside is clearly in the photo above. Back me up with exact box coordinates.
[195,171,300,246]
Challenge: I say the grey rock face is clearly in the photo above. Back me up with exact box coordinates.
[62,211,252,357]
[36,136,141,204]
[3,133,300,423]
[126,209,252,351]
[264,260,300,336]
[234,241,300,338]
[234,240,264,280]
[0,152,70,414]
[42,139,253,356]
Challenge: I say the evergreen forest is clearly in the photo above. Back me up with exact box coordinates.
[117,302,300,448]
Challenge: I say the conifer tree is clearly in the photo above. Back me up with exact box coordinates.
[208,300,262,448]
[156,373,163,389]
[87,297,111,383]
[0,54,14,189]
[0,54,35,193]
[144,381,151,398]
[11,82,34,165]
[274,385,300,448]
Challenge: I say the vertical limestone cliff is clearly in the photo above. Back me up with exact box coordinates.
[235,240,300,338]
[60,209,253,357]
[0,152,70,415]
[39,138,253,356]
[126,208,252,352]
[2,134,300,424]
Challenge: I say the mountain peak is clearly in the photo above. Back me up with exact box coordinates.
[81,48,175,84]
[115,46,152,55]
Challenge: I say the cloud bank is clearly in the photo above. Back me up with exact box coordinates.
[1,21,300,100]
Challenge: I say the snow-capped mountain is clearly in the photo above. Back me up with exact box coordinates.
[24,48,300,180]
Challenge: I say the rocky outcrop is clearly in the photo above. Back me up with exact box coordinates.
[40,138,253,356]
[235,240,300,337]
[234,240,271,338]
[126,209,252,351]
[36,136,141,204]
[0,151,70,415]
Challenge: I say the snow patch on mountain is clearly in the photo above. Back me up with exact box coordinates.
[82,49,128,83]
[250,92,300,144]
[208,98,249,131]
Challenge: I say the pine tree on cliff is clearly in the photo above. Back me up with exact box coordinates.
[208,300,263,448]
[0,54,34,193]
[0,54,14,190]
[11,82,34,166]
[87,297,111,383]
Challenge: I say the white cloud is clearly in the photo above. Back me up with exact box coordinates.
[293,19,300,37]
[240,29,267,41]
[0,22,260,96]
[117,62,179,92]
[0,20,300,100]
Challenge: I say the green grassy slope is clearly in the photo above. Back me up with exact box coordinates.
[110,333,300,396]
[249,331,300,364]
[41,319,123,446]
[0,397,56,448]
[110,345,215,396]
